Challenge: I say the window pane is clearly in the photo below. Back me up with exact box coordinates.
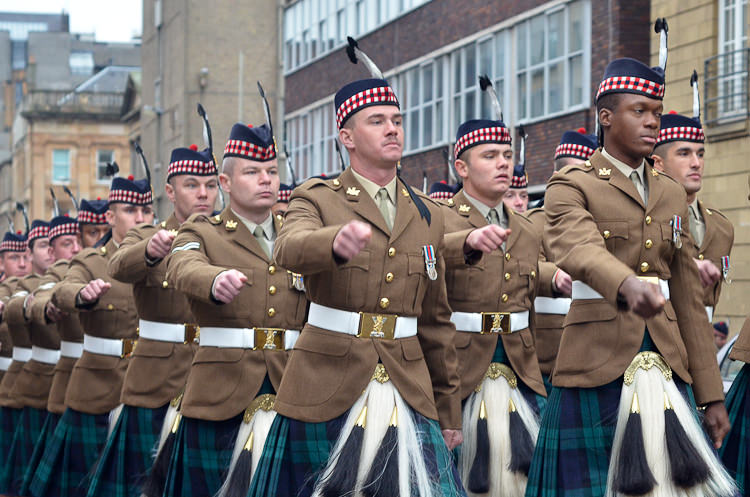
[435,57,443,97]
[453,95,462,131]
[530,68,544,117]
[495,33,505,77]
[453,52,462,90]
[465,90,476,120]
[517,23,528,70]
[517,73,527,119]
[423,106,433,146]
[409,110,419,150]
[435,101,443,142]
[464,46,476,87]
[530,16,545,65]
[53,150,70,183]
[479,38,493,76]
[409,69,419,109]
[548,10,564,59]
[569,54,583,105]
[569,1,584,51]
[549,61,563,113]
[422,64,433,102]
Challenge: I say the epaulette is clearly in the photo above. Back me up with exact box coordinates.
[558,159,594,175]
[525,207,544,218]
[299,177,338,191]
[79,247,103,259]
[700,201,730,221]
[185,212,216,225]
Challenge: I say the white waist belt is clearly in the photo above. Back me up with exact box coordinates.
[60,340,83,359]
[0,357,11,371]
[83,334,136,357]
[572,279,670,301]
[451,310,530,333]
[199,327,299,350]
[534,297,571,315]
[31,346,60,364]
[307,302,418,339]
[139,319,199,343]
[705,306,714,322]
[12,347,32,362]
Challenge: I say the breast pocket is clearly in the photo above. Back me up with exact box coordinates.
[597,221,629,254]
[657,222,676,272]
[407,253,430,308]
[340,249,370,309]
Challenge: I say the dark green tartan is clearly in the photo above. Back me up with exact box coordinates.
[720,362,750,495]
[162,414,242,497]
[0,407,22,466]
[492,338,547,414]
[247,408,467,497]
[1,406,47,494]
[28,407,109,497]
[20,412,61,496]
[86,404,168,497]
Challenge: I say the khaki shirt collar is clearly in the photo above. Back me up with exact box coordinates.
[231,209,275,241]
[462,191,508,228]
[602,148,646,185]
[351,168,397,207]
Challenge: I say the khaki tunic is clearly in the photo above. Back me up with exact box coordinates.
[166,207,307,421]
[0,277,22,405]
[52,237,138,414]
[544,150,724,405]
[108,214,197,409]
[441,191,546,398]
[690,200,734,310]
[272,168,462,430]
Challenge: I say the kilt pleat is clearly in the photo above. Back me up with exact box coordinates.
[247,408,466,497]
[0,407,22,465]
[27,408,109,497]
[161,414,242,497]
[19,412,62,496]
[720,362,750,495]
[86,404,168,497]
[1,406,47,493]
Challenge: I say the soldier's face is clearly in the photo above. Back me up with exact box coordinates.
[1,251,29,278]
[106,203,155,243]
[652,142,705,196]
[30,238,54,273]
[340,106,403,168]
[80,224,110,248]
[166,175,219,223]
[50,234,81,261]
[220,158,280,215]
[601,94,662,160]
[503,188,529,213]
[456,143,513,201]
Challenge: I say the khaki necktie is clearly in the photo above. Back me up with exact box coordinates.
[689,204,705,247]
[375,188,393,230]
[486,208,500,226]
[629,170,647,206]
[253,225,271,258]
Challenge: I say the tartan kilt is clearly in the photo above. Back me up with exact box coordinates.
[524,375,693,497]
[720,362,750,495]
[86,404,168,497]
[28,407,109,497]
[162,413,242,497]
[247,408,466,497]
[1,406,47,494]
[0,407,22,470]
[20,412,62,496]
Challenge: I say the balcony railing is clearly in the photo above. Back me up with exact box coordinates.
[704,47,750,126]
[21,90,123,117]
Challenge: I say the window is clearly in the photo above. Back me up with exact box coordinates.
[69,51,94,76]
[96,150,114,182]
[717,0,748,117]
[11,41,27,71]
[52,149,71,183]
[285,102,340,179]
[515,2,589,121]
[283,0,431,72]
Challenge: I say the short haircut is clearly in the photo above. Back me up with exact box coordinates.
[651,141,674,159]
[596,93,623,114]
[221,156,237,176]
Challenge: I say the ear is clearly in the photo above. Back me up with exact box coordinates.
[454,157,470,181]
[47,244,55,259]
[164,181,176,203]
[105,208,115,227]
[651,152,665,171]
[598,107,613,130]
[339,127,355,150]
[219,173,232,194]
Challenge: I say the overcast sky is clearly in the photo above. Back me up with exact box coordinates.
[0,0,142,43]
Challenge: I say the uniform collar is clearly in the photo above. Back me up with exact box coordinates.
[351,168,397,206]
[602,148,646,184]
[462,190,507,227]
[231,209,275,241]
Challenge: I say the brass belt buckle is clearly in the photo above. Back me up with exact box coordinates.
[637,275,660,286]
[480,312,511,334]
[358,312,397,339]
[254,328,285,350]
[121,338,137,358]
[184,323,200,344]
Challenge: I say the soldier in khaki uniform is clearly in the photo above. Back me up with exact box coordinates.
[248,65,466,495]
[27,174,154,497]
[651,72,734,325]
[163,118,307,497]
[85,142,219,497]
[441,105,549,497]
[526,130,597,384]
[525,36,735,497]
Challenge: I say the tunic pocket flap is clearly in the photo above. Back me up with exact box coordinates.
[564,300,618,326]
[294,330,352,357]
[401,338,424,360]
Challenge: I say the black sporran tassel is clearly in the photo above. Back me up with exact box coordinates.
[468,400,490,493]
[508,397,534,475]
[224,431,254,497]
[612,393,656,496]
[320,406,367,497]
[142,414,181,497]
[362,407,399,497]
[663,393,710,488]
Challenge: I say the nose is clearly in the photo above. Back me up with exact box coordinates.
[72,240,82,254]
[134,209,145,223]
[197,184,208,198]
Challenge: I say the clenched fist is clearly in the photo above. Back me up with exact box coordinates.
[212,269,248,304]
[464,225,511,253]
[147,229,176,261]
[333,221,372,261]
[618,275,665,318]
[695,258,721,288]
[79,279,111,304]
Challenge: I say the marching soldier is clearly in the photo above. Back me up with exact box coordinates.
[27,172,153,497]
[503,127,530,214]
[163,109,307,497]
[442,78,546,497]
[526,129,597,385]
[248,38,465,497]
[525,21,735,497]
[86,139,219,497]
[651,71,734,324]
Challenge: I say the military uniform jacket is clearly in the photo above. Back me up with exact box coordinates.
[166,207,307,421]
[691,200,734,309]
[544,150,724,405]
[730,316,750,363]
[273,168,462,430]
[29,259,84,414]
[525,207,565,376]
[52,237,138,414]
[6,273,61,409]
[441,191,546,398]
[108,214,198,409]
[0,277,21,405]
